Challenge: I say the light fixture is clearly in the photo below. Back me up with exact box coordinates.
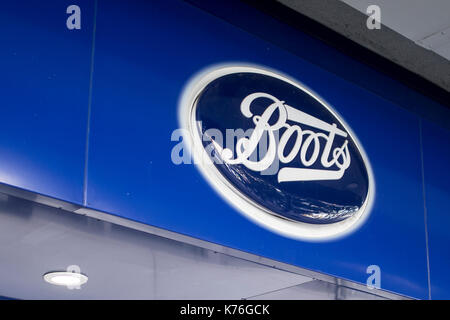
[43,271,88,288]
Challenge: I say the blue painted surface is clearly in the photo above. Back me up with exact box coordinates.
[422,121,450,299]
[86,0,429,298]
[0,1,94,204]
[0,0,448,299]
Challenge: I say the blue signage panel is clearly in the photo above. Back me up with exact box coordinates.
[0,1,94,203]
[422,121,450,299]
[86,0,429,298]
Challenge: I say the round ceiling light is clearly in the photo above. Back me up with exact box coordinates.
[43,271,88,288]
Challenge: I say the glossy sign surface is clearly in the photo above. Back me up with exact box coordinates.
[184,67,372,240]
[86,0,429,299]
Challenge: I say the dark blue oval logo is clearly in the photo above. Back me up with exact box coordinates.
[180,65,374,240]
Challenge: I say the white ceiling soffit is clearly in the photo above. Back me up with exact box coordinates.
[0,193,405,299]
[277,0,450,93]
[341,0,450,60]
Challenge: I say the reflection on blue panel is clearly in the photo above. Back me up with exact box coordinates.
[0,1,94,203]
[422,121,450,299]
[86,0,429,298]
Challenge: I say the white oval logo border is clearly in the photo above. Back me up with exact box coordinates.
[178,64,375,241]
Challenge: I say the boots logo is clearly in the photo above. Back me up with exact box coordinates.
[178,65,374,241]
[210,92,351,182]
